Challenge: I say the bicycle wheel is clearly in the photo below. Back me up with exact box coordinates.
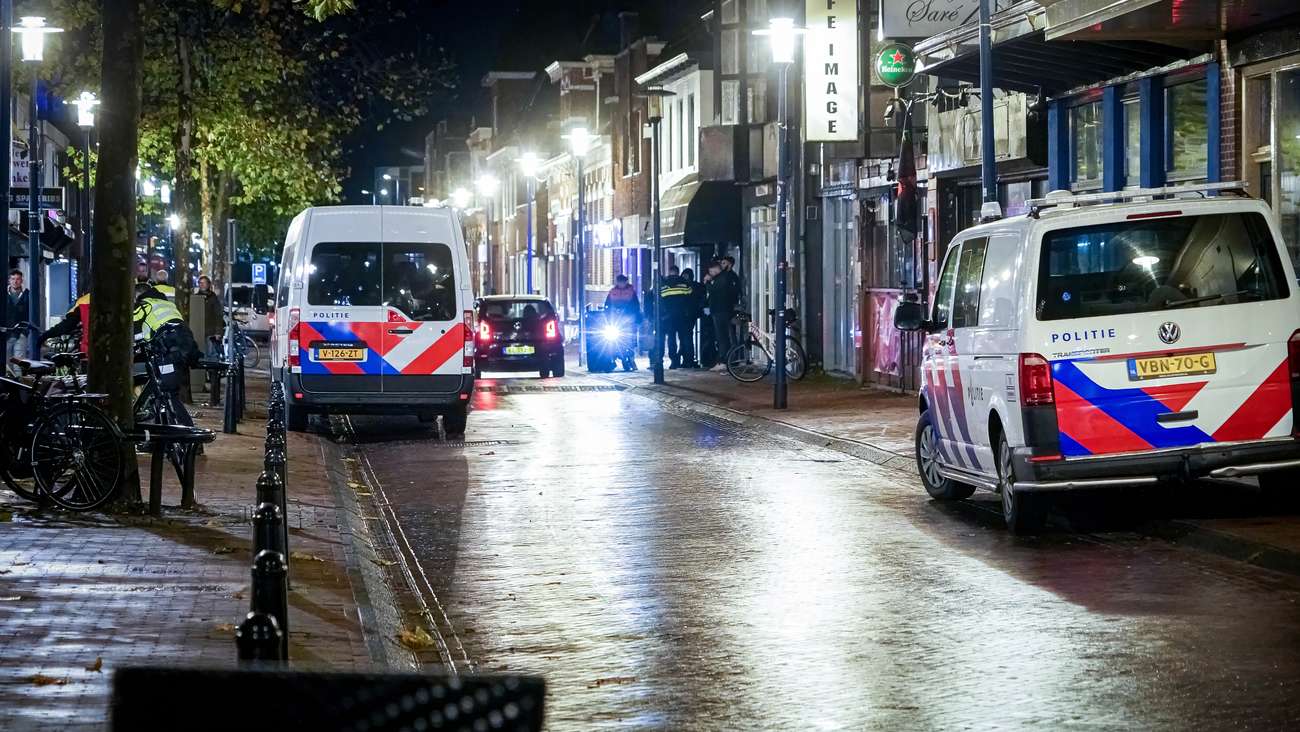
[785,337,808,380]
[726,341,772,383]
[241,335,261,369]
[0,405,41,502]
[31,402,124,511]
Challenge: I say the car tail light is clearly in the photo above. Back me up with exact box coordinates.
[463,310,474,367]
[478,321,491,341]
[544,319,559,340]
[1288,330,1300,435]
[1019,353,1055,407]
[268,311,275,328]
[287,307,301,368]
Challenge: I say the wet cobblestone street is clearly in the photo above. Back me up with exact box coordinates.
[340,377,1300,730]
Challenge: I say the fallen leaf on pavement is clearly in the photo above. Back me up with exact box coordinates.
[231,590,246,600]
[85,657,103,673]
[0,510,12,522]
[290,552,326,563]
[397,627,436,650]
[212,546,238,555]
[589,676,637,688]
[347,481,365,490]
[12,560,29,566]
[28,674,68,686]
[371,558,397,567]
[355,491,372,496]
[215,623,237,633]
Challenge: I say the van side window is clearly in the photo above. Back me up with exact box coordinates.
[276,248,292,309]
[932,245,961,328]
[383,243,457,321]
[308,243,382,307]
[977,234,1018,328]
[952,237,989,328]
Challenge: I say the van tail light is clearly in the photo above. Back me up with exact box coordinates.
[1288,330,1300,435]
[544,319,559,340]
[1019,353,1055,407]
[463,310,475,367]
[286,307,301,368]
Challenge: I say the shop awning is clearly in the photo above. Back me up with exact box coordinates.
[1040,0,1297,42]
[914,2,1203,95]
[658,175,741,250]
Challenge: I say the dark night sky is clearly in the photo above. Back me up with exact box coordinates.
[342,0,707,200]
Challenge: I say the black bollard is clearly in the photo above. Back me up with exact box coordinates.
[250,549,289,661]
[235,360,247,422]
[252,501,284,557]
[235,611,283,662]
[223,367,238,434]
[255,470,284,512]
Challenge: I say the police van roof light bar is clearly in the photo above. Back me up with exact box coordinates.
[1026,181,1248,218]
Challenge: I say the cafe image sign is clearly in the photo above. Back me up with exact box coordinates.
[875,42,917,89]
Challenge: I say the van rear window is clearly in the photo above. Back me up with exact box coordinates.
[1036,212,1289,321]
[308,243,382,307]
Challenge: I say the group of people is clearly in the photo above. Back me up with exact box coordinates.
[600,255,743,372]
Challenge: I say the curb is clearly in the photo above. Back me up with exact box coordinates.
[316,434,420,671]
[621,382,1300,581]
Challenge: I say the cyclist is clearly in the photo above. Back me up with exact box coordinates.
[38,293,92,356]
[603,274,641,372]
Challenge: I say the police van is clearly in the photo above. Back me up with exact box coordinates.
[271,206,476,435]
[894,182,1300,533]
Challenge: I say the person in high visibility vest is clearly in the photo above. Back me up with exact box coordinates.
[134,284,198,362]
[38,293,92,355]
[659,265,698,369]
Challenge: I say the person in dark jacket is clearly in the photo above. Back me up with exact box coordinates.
[4,270,30,373]
[682,268,706,368]
[603,274,641,371]
[706,260,742,370]
[659,266,697,369]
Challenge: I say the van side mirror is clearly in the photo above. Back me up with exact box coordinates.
[894,300,929,332]
[253,284,270,315]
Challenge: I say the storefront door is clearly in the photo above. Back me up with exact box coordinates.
[821,195,859,376]
[747,206,777,324]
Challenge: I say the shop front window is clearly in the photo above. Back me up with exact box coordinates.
[1278,69,1300,269]
[1071,101,1103,190]
[1124,97,1140,185]
[1166,78,1208,180]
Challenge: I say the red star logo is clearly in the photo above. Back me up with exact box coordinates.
[890,50,905,64]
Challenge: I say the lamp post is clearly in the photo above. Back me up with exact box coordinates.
[565,127,591,368]
[68,91,97,293]
[16,15,61,355]
[383,172,401,206]
[518,152,540,294]
[639,87,675,386]
[755,17,803,410]
[475,174,499,295]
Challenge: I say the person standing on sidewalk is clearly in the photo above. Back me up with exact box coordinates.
[706,260,741,371]
[659,266,696,369]
[4,271,30,374]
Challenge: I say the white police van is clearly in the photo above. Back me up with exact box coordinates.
[895,182,1300,533]
[270,205,476,435]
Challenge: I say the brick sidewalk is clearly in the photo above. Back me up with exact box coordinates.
[0,374,412,731]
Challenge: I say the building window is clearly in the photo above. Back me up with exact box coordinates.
[745,0,766,22]
[721,0,738,24]
[721,80,740,125]
[746,33,764,74]
[721,29,739,74]
[748,83,766,124]
[1166,78,1208,180]
[676,99,685,170]
[629,110,641,175]
[686,94,696,166]
[1070,100,1103,190]
[1124,97,1140,186]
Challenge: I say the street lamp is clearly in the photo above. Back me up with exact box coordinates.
[475,173,499,295]
[638,86,675,385]
[15,15,62,355]
[450,187,471,210]
[167,213,182,231]
[382,172,401,205]
[361,188,374,205]
[518,152,541,294]
[379,187,390,198]
[564,127,592,367]
[754,16,804,410]
[67,91,97,292]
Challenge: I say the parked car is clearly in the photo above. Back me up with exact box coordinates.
[474,295,566,378]
[272,205,476,435]
[895,183,1300,533]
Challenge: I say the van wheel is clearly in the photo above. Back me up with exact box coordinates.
[442,406,468,438]
[1259,470,1300,508]
[915,411,974,500]
[286,401,308,433]
[998,434,1047,534]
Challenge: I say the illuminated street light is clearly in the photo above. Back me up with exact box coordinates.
[475,174,499,196]
[67,92,99,287]
[450,187,472,209]
[14,16,61,62]
[69,91,98,128]
[160,182,172,205]
[142,179,157,197]
[167,213,182,230]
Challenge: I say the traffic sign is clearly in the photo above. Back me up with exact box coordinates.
[251,263,267,285]
[9,186,65,210]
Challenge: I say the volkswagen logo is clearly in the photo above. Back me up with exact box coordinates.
[1158,321,1181,345]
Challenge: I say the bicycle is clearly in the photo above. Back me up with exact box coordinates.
[224,314,260,369]
[0,325,124,511]
[725,308,808,383]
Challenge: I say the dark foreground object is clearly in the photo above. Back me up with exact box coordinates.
[110,667,545,731]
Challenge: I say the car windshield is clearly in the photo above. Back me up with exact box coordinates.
[1036,211,1289,321]
[480,300,555,320]
[230,287,252,308]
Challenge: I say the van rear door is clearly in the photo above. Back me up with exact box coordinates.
[1034,209,1296,457]
[298,209,387,394]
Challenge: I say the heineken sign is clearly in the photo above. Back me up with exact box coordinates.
[875,42,917,88]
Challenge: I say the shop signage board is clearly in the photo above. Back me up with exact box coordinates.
[805,0,859,142]
[875,42,918,88]
[11,141,28,186]
[879,0,1015,39]
[9,187,64,210]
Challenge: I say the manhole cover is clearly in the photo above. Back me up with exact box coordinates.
[431,439,521,449]
[476,384,626,394]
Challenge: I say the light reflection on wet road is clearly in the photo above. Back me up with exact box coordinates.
[344,379,1300,730]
